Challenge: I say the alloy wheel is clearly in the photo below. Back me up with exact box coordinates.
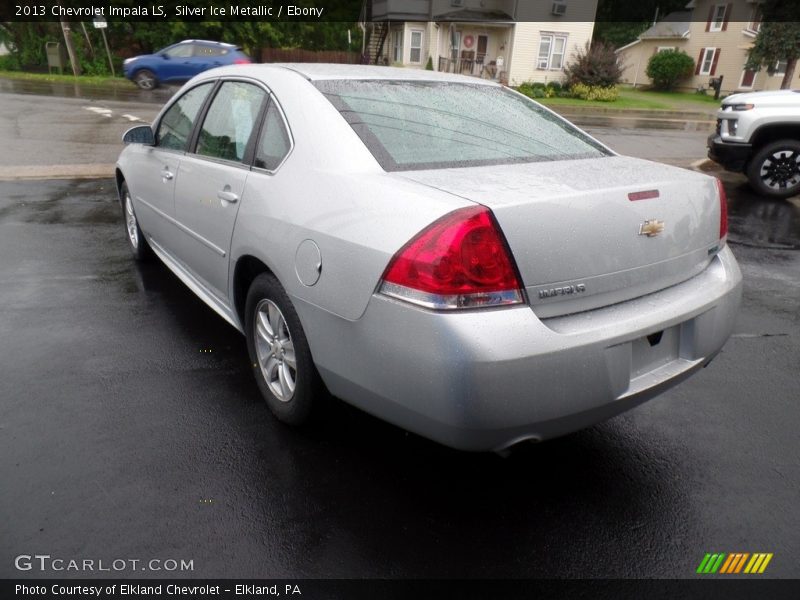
[760,149,800,191]
[125,193,139,249]
[254,299,297,402]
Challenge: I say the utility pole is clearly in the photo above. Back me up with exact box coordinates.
[80,22,95,59]
[59,17,82,76]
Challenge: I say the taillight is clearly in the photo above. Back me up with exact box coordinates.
[233,58,251,65]
[379,206,524,310]
[715,178,728,241]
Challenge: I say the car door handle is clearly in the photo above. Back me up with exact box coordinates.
[217,190,239,203]
[161,169,173,180]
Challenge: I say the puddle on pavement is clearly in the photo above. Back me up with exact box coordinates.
[723,174,800,250]
[0,77,174,104]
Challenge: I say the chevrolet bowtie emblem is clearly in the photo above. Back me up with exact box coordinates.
[639,219,665,237]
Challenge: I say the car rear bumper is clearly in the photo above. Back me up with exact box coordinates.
[707,134,752,172]
[299,246,742,452]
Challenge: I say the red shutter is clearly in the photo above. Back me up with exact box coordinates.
[705,5,715,32]
[710,49,721,75]
[722,4,732,31]
[696,49,705,75]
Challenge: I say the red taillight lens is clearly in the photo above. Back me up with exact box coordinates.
[715,177,728,241]
[379,206,523,309]
[233,58,251,65]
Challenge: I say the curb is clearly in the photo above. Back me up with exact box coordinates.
[0,164,116,181]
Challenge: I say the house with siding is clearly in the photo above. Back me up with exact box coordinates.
[362,0,598,86]
[616,0,795,94]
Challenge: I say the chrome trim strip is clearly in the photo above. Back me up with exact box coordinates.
[136,196,227,257]
[379,281,523,310]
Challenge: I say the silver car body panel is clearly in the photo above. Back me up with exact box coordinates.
[116,64,743,451]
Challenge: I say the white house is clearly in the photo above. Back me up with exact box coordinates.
[363,0,598,86]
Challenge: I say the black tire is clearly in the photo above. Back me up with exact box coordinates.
[245,273,322,425]
[133,69,158,90]
[120,181,153,261]
[746,139,800,199]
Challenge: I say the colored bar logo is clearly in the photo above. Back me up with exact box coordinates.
[697,553,773,574]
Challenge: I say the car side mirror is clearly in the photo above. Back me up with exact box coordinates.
[162,54,170,60]
[122,125,155,146]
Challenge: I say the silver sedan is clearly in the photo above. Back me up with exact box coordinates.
[116,64,742,452]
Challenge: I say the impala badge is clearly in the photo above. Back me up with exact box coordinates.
[639,219,665,237]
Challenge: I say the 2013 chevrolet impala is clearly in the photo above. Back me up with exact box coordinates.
[116,64,742,452]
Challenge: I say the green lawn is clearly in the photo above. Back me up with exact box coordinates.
[538,86,721,112]
[0,70,125,86]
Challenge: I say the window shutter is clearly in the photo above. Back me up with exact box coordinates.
[705,5,715,32]
[722,4,732,31]
[696,49,704,75]
[710,49,721,75]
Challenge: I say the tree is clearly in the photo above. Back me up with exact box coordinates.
[593,0,689,48]
[564,41,622,87]
[746,1,800,90]
[646,49,694,90]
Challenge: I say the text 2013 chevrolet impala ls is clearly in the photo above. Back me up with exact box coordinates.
[116,64,742,452]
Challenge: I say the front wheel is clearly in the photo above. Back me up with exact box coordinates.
[120,182,153,261]
[746,139,800,199]
[245,273,323,425]
[133,69,158,90]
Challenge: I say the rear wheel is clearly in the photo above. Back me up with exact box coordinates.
[120,181,153,261]
[746,139,800,199]
[133,69,158,90]
[245,273,322,425]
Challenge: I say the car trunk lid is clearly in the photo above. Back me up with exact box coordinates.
[396,156,724,318]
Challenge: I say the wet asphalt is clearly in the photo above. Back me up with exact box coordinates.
[0,173,798,580]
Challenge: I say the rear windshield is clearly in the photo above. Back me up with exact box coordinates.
[314,79,610,171]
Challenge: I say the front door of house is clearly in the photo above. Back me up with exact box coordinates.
[477,35,488,62]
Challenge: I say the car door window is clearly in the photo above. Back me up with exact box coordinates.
[156,82,214,151]
[255,101,291,171]
[163,43,194,59]
[196,81,266,163]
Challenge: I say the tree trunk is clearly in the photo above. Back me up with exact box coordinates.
[781,57,796,89]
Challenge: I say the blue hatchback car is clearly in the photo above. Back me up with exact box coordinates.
[122,40,251,89]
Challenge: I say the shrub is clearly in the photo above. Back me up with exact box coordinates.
[646,49,695,90]
[0,54,21,71]
[570,83,619,102]
[545,81,562,92]
[565,41,622,88]
[425,56,433,71]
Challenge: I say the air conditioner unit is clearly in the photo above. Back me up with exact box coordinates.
[451,0,464,7]
[552,2,567,16]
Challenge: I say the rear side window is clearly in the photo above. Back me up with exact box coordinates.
[156,82,213,151]
[196,45,226,56]
[196,81,267,163]
[255,101,291,171]
[315,80,610,171]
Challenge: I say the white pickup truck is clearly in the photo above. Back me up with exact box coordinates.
[707,89,800,198]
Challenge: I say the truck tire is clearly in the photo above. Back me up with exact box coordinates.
[746,139,800,199]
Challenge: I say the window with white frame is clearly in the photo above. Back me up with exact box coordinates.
[409,29,423,64]
[710,4,727,32]
[699,48,717,75]
[537,34,567,70]
[657,46,675,52]
[747,7,762,33]
[774,60,787,76]
[391,30,403,63]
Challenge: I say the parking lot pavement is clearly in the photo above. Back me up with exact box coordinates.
[0,176,798,579]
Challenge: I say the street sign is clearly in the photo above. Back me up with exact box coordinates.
[93,17,107,29]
